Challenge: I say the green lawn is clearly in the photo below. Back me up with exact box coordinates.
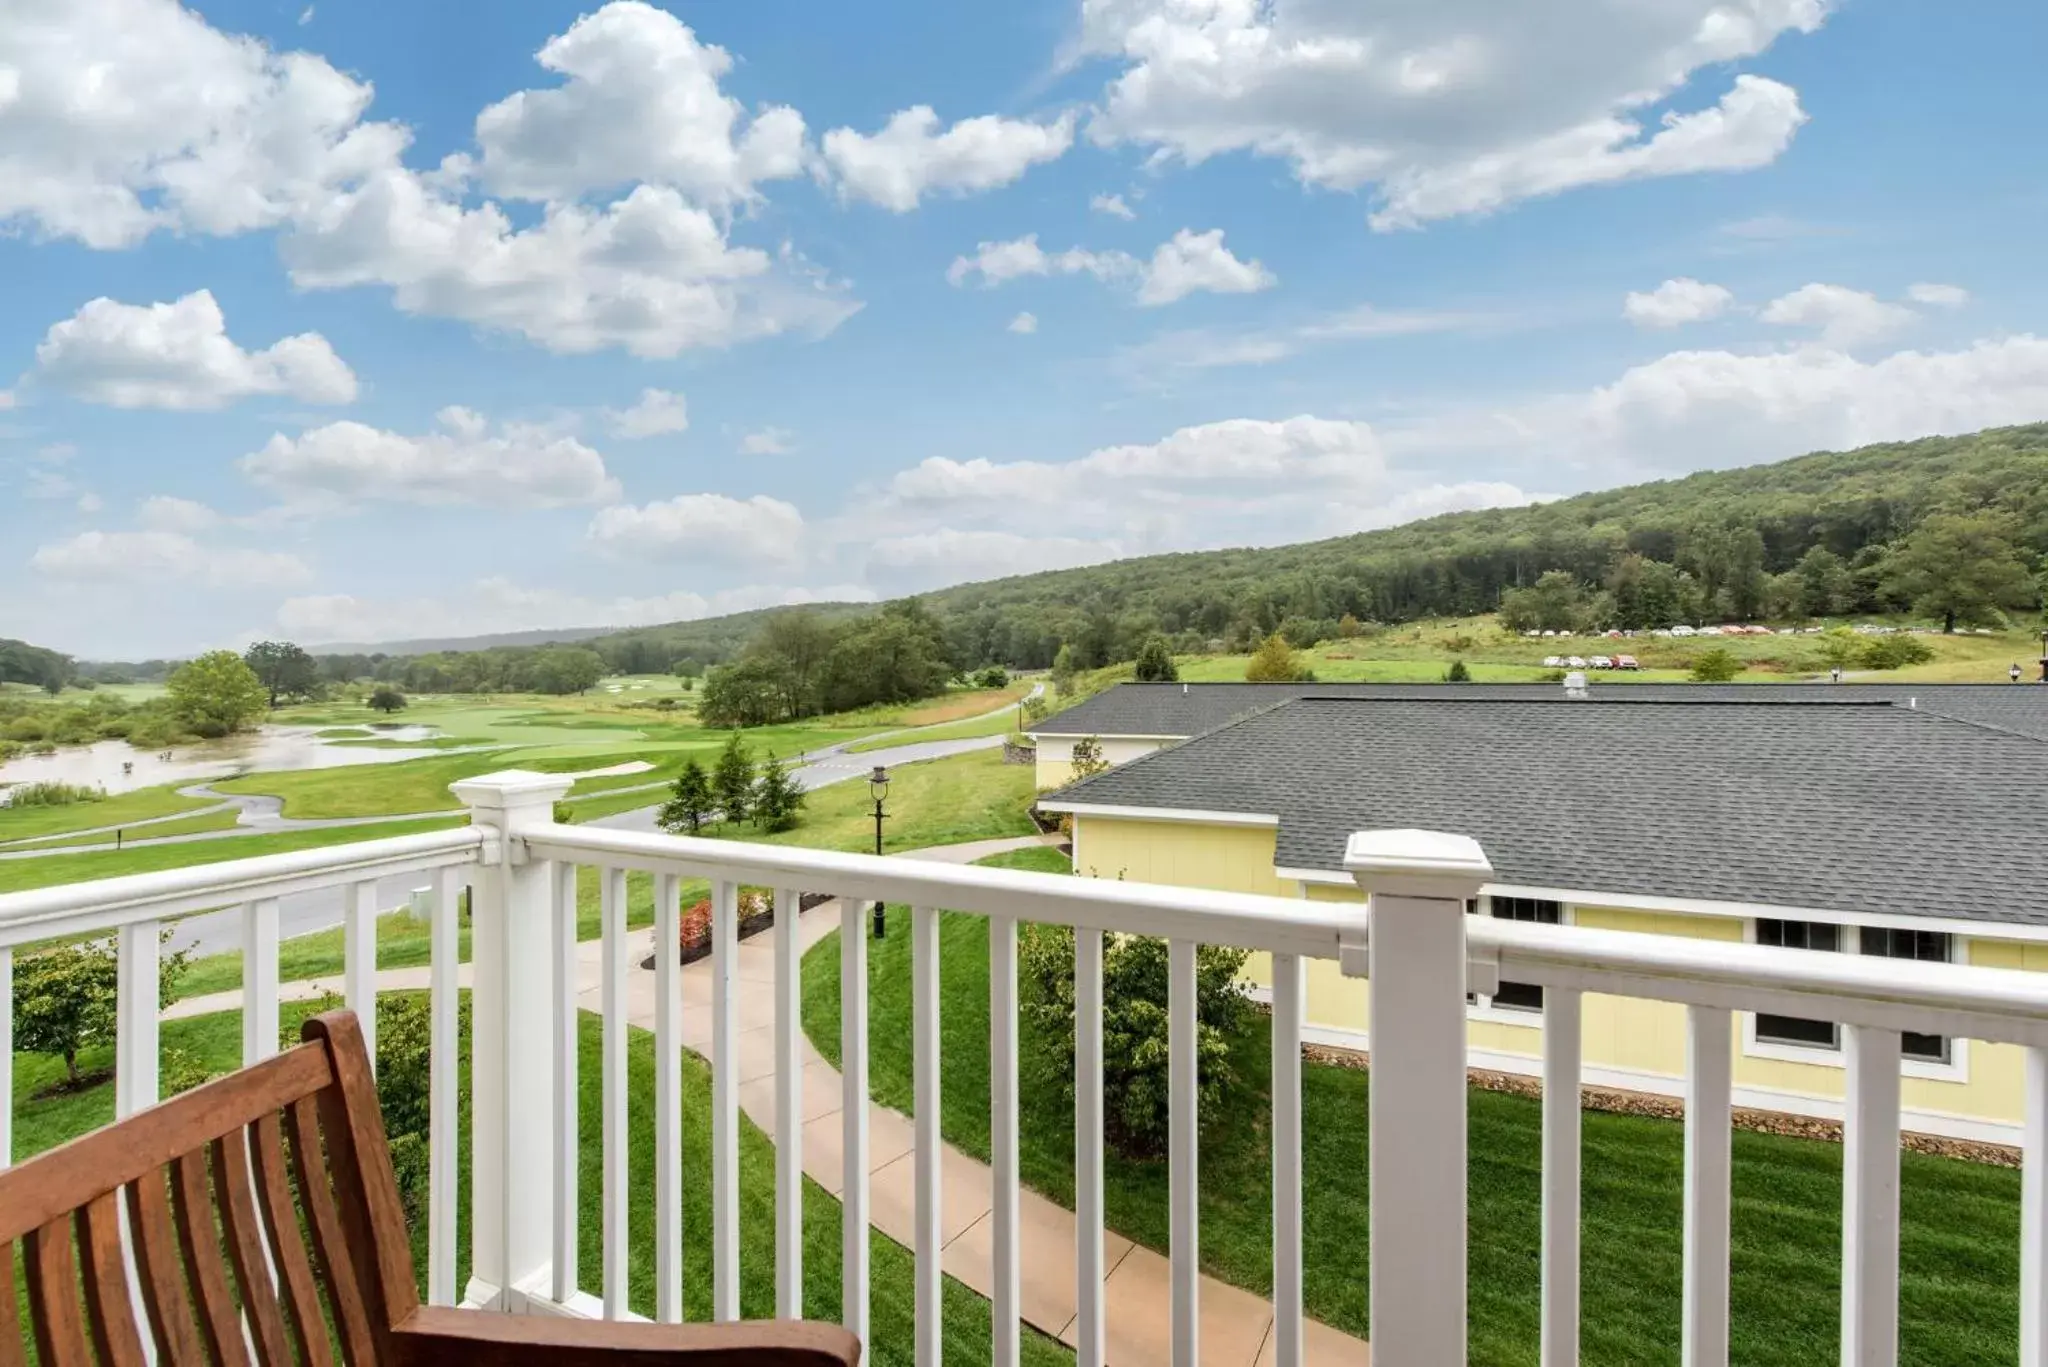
[0,817,468,894]
[9,997,1071,1367]
[844,710,1024,753]
[0,783,215,843]
[800,853,2022,1365]
[3,807,245,851]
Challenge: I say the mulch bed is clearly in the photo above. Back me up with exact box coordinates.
[640,890,839,969]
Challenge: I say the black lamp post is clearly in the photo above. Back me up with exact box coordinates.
[869,765,890,939]
[2038,629,2048,685]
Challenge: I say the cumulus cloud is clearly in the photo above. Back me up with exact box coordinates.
[275,577,875,646]
[1080,1,1825,228]
[821,108,1074,211]
[948,229,1272,306]
[137,495,225,533]
[1759,283,1918,347]
[240,406,621,508]
[468,1,805,207]
[739,427,796,455]
[31,531,313,587]
[1906,282,1969,308]
[29,290,357,409]
[1623,278,1734,329]
[867,529,1120,583]
[1091,193,1136,220]
[1007,312,1039,335]
[586,492,804,563]
[604,388,689,439]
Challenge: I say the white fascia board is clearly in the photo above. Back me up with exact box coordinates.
[1040,801,1279,829]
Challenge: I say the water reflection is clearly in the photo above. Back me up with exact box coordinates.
[0,725,460,796]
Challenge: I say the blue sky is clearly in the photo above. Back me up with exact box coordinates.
[4,0,2045,658]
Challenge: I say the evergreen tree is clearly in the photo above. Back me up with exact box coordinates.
[1133,635,1178,682]
[1244,633,1313,682]
[1051,643,1079,695]
[712,732,755,825]
[752,752,806,833]
[658,758,715,834]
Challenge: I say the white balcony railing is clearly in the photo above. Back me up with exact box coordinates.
[4,767,2048,1366]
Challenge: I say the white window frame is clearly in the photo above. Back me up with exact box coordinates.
[1739,919,1970,1083]
[1467,895,1568,1028]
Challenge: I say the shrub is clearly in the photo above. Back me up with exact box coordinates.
[1069,736,1108,782]
[1133,636,1178,683]
[975,665,1010,689]
[1689,647,1741,682]
[14,933,189,1087]
[1245,633,1314,682]
[1858,634,1936,671]
[1020,927,1251,1156]
[1444,658,1473,682]
[2,781,104,808]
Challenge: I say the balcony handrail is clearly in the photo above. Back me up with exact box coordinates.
[0,825,485,946]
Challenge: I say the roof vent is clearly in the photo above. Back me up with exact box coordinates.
[1909,696,1917,710]
[1563,670,1589,698]
[1182,682,1189,695]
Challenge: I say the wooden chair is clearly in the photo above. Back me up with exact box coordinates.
[0,1010,862,1367]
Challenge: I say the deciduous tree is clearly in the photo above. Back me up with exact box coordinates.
[244,640,319,707]
[1244,633,1312,682]
[1881,512,2036,633]
[14,934,187,1086]
[167,650,268,737]
[1133,635,1178,682]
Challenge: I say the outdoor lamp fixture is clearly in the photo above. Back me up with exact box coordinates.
[2039,629,2048,684]
[869,765,890,939]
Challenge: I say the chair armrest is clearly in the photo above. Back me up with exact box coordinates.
[389,1306,863,1367]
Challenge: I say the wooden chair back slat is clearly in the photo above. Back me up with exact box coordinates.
[77,1192,150,1367]
[249,1112,337,1367]
[286,1096,379,1367]
[24,1216,92,1367]
[171,1149,254,1367]
[0,1253,26,1367]
[305,1014,416,1361]
[128,1168,209,1367]
[212,1128,294,1367]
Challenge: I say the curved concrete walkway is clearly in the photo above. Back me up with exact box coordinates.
[164,829,1365,1367]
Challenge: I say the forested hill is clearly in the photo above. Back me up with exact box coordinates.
[594,421,2048,673]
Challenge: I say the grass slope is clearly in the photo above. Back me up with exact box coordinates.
[0,817,467,894]
[4,808,245,851]
[0,783,215,843]
[800,854,2021,1365]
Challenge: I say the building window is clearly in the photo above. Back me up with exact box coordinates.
[1488,898,1563,1011]
[1860,928,1953,1062]
[1754,919,1842,1049]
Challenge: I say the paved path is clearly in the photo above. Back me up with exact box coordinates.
[166,829,1366,1367]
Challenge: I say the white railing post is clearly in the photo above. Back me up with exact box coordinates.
[452,769,575,1312]
[1346,829,1492,1367]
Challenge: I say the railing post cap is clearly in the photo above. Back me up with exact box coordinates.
[449,769,575,812]
[1344,828,1493,901]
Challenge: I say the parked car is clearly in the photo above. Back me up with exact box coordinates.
[1542,655,1565,668]
[1613,654,1641,670]
[1671,625,1697,637]
[1589,655,1614,670]
[1566,656,1588,669]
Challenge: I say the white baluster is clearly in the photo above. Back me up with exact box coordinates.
[990,914,1021,1367]
[775,887,805,1319]
[1842,1025,1901,1367]
[655,873,684,1323]
[601,867,629,1318]
[428,868,462,1307]
[1169,937,1199,1367]
[843,891,871,1356]
[0,946,13,1167]
[242,899,280,1065]
[913,905,943,1367]
[1075,926,1106,1367]
[553,861,581,1307]
[712,879,740,1323]
[2025,1047,2048,1367]
[1542,988,1582,1367]
[115,920,160,1117]
[1346,829,1493,1367]
[345,880,378,1069]
[1684,1006,1733,1367]
[1270,952,1304,1367]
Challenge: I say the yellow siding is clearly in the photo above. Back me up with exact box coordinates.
[1071,815,1290,897]
[1037,759,1076,789]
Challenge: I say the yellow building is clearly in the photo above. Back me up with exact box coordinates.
[1037,686,2048,1145]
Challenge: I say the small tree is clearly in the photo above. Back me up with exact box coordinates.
[752,752,806,833]
[1690,647,1741,683]
[1051,644,1078,696]
[1859,634,1936,671]
[1133,635,1178,682]
[368,684,408,714]
[712,732,755,825]
[1244,633,1312,682]
[658,758,715,834]
[1444,658,1473,682]
[1069,735,1109,782]
[166,650,269,738]
[14,934,188,1087]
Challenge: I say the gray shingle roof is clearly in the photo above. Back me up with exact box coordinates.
[1048,696,2048,926]
[1031,681,2048,744]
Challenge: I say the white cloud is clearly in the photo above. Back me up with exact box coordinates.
[1007,312,1039,335]
[1135,229,1277,306]
[867,530,1120,583]
[31,530,312,587]
[1759,283,1917,347]
[30,290,357,409]
[948,229,1272,306]
[739,427,796,455]
[275,576,875,646]
[76,493,104,514]
[241,407,621,509]
[137,495,224,534]
[821,107,1074,211]
[1091,193,1136,220]
[586,492,804,563]
[1081,1,1825,228]
[1623,278,1734,329]
[1116,303,1491,377]
[468,2,806,208]
[604,388,690,439]
[1906,282,1969,309]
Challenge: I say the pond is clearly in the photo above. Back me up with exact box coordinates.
[0,725,467,796]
